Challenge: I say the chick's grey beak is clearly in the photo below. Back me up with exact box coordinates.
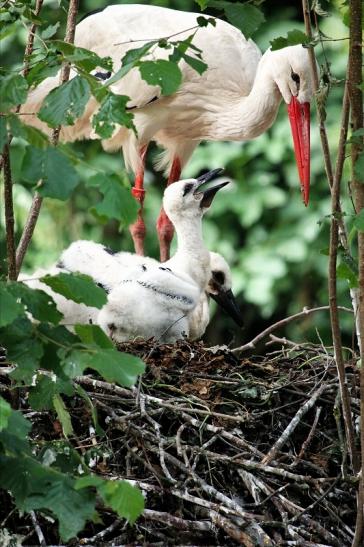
[197,180,230,209]
[196,168,224,184]
[210,288,244,327]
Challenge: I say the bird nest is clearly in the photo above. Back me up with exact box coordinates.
[1,340,359,546]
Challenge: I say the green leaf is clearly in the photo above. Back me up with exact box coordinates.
[38,76,91,127]
[352,129,364,138]
[197,15,216,27]
[87,173,138,225]
[92,92,135,139]
[139,60,182,96]
[97,480,144,524]
[75,324,114,349]
[62,349,145,387]
[52,41,112,72]
[353,209,364,232]
[28,375,59,410]
[121,42,155,67]
[8,114,49,148]
[195,0,210,10]
[41,22,60,39]
[0,397,11,431]
[0,409,32,455]
[76,476,144,524]
[26,52,61,87]
[0,74,28,111]
[9,338,44,383]
[337,262,358,289]
[7,282,62,324]
[53,394,74,437]
[181,53,207,75]
[21,145,80,200]
[222,3,265,38]
[22,7,43,24]
[0,455,96,541]
[354,152,364,183]
[0,284,25,327]
[270,29,309,51]
[40,272,107,309]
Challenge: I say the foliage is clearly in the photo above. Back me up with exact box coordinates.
[0,396,144,541]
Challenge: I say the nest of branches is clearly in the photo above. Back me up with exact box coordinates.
[1,340,359,546]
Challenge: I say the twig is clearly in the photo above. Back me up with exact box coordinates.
[232,306,353,353]
[296,406,322,461]
[262,383,328,465]
[15,0,79,276]
[76,375,249,423]
[79,519,121,544]
[2,145,17,280]
[22,0,44,78]
[29,510,46,547]
[325,75,359,475]
[143,509,211,531]
[15,194,43,275]
[289,477,340,524]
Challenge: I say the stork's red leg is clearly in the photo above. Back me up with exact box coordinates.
[156,157,181,262]
[129,145,148,255]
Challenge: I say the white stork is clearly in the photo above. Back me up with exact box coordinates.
[21,4,313,261]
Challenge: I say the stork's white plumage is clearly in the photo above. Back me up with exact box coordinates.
[21,172,242,342]
[60,240,243,341]
[21,4,313,261]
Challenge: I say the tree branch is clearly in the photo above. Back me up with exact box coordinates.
[232,306,353,354]
[347,0,364,543]
[3,145,17,280]
[15,0,80,276]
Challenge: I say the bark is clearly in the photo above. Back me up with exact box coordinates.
[347,0,364,543]
[3,145,17,280]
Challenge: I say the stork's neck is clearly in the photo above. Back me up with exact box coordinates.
[211,62,281,141]
[167,214,210,290]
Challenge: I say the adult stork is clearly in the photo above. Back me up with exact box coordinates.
[22,4,313,261]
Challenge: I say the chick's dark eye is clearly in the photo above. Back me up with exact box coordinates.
[183,183,194,196]
[108,323,116,332]
[212,270,225,285]
[291,72,300,84]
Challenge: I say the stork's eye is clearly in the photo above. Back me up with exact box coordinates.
[108,323,116,332]
[183,183,194,196]
[212,270,225,285]
[291,72,300,84]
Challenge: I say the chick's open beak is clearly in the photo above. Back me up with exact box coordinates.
[195,180,230,209]
[210,288,244,327]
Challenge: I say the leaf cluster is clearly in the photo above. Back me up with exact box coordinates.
[0,273,145,539]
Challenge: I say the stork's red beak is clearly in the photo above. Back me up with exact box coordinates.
[287,96,310,206]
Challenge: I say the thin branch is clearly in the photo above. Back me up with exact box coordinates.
[15,0,79,276]
[22,0,44,78]
[29,510,46,547]
[261,383,328,465]
[232,306,353,354]
[328,81,359,475]
[2,145,17,280]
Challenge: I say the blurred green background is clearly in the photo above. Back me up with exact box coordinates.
[0,0,355,348]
